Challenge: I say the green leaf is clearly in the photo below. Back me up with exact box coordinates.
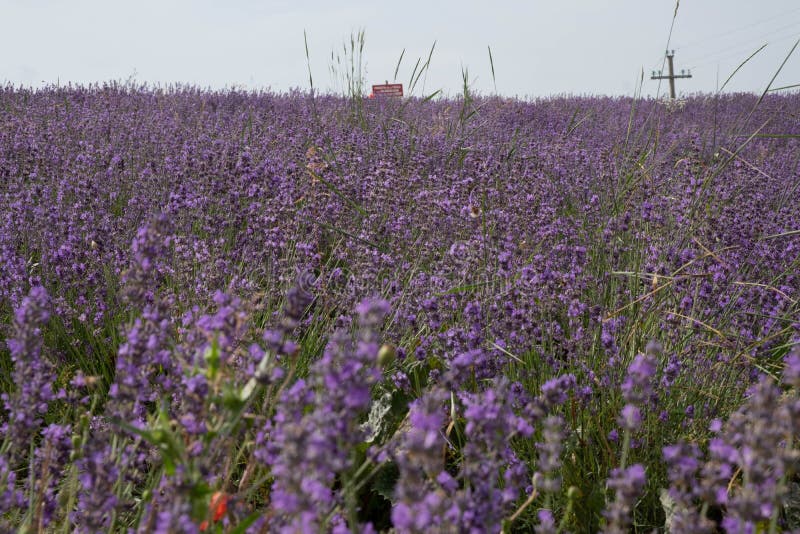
[204,336,220,381]
[370,462,399,502]
[111,405,187,477]
[229,511,264,534]
[162,452,176,476]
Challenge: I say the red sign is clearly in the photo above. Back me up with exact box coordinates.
[371,83,403,98]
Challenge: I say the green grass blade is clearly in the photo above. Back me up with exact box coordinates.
[762,229,800,240]
[488,45,497,93]
[421,89,442,102]
[309,219,389,254]
[408,57,421,93]
[734,133,800,138]
[393,48,405,82]
[719,43,767,93]
[768,82,800,92]
[756,38,800,107]
[420,40,437,94]
[306,168,368,218]
[303,30,314,92]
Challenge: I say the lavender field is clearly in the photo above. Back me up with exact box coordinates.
[1,85,800,532]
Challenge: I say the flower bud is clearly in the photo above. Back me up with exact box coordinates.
[377,344,396,367]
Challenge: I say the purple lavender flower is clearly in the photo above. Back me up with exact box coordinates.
[534,416,565,494]
[137,468,199,534]
[621,352,657,405]
[458,378,533,531]
[280,270,316,332]
[121,213,175,307]
[603,464,646,533]
[108,215,179,426]
[662,441,715,532]
[2,83,800,534]
[72,426,121,532]
[0,453,25,528]
[540,374,576,410]
[391,388,459,533]
[2,286,59,463]
[263,298,389,531]
[783,345,800,388]
[29,423,73,529]
[619,404,642,432]
[535,508,557,534]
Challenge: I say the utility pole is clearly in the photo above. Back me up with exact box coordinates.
[651,50,692,99]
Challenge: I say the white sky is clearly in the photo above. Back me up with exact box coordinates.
[2,1,799,98]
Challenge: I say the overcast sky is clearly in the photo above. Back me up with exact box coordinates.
[2,1,799,99]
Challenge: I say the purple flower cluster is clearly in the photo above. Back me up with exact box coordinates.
[109,215,178,424]
[2,286,60,461]
[29,423,73,529]
[458,378,533,531]
[262,298,389,532]
[1,86,799,530]
[0,454,25,530]
[603,464,646,533]
[391,388,458,533]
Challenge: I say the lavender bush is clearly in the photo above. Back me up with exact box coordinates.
[1,84,799,532]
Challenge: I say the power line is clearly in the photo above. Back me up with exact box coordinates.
[679,19,800,65]
[685,29,800,70]
[674,6,800,51]
[649,54,666,71]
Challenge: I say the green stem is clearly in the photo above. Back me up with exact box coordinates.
[504,488,539,531]
[620,429,632,470]
[768,435,791,534]
[60,465,80,534]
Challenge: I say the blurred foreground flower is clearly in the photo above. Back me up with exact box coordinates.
[199,492,229,531]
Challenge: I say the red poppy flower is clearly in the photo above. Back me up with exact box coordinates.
[199,492,229,531]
